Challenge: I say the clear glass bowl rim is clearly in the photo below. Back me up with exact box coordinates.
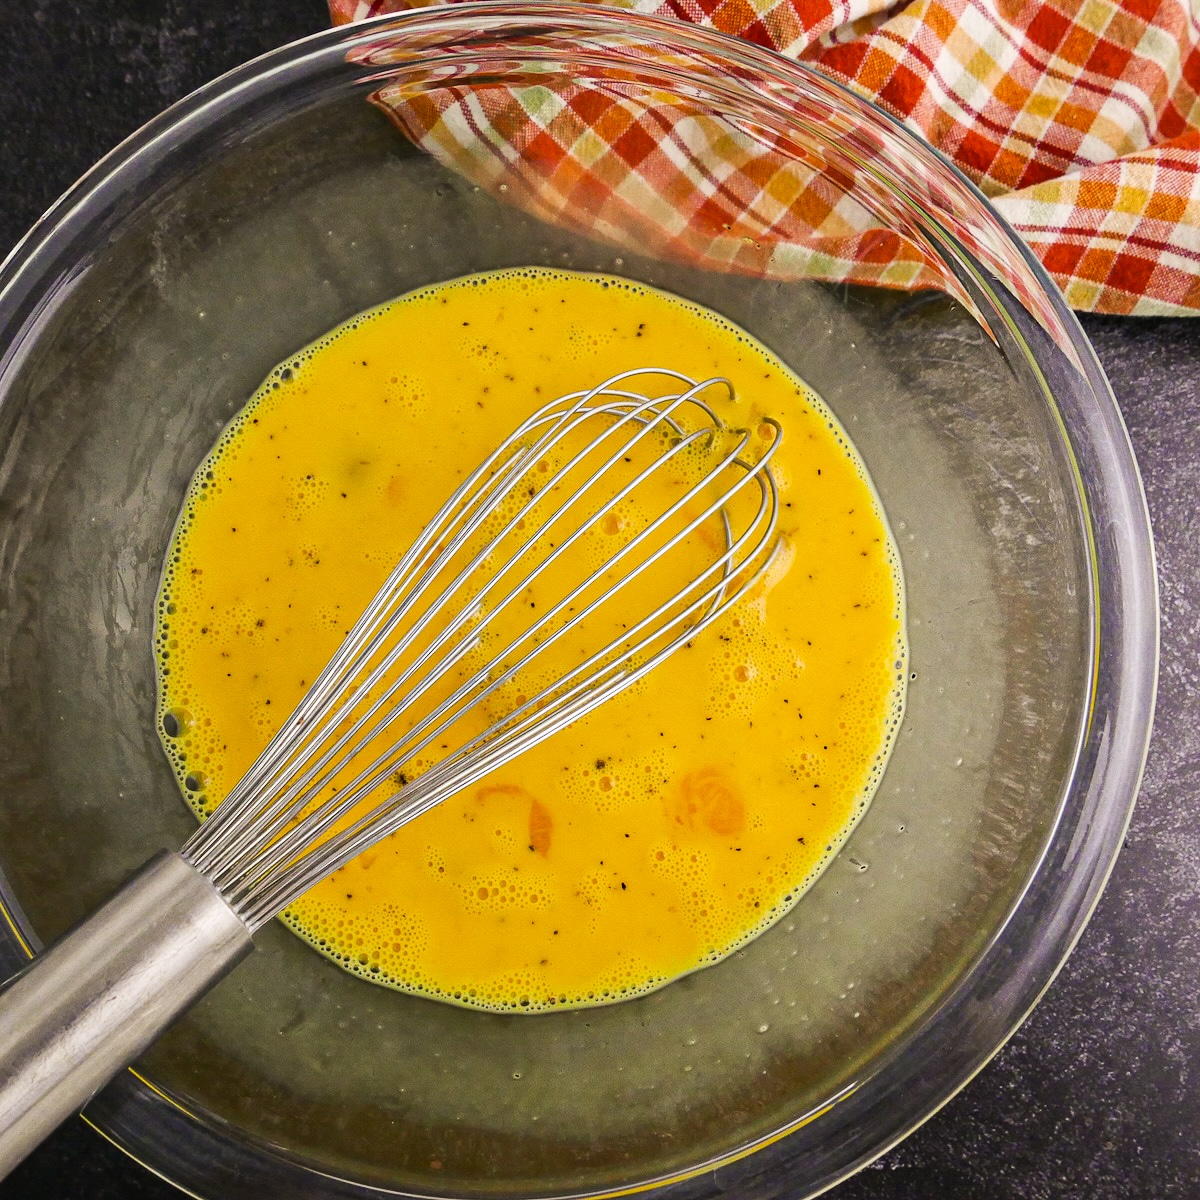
[0,5,1159,1198]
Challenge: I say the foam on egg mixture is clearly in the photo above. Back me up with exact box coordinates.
[155,267,906,1013]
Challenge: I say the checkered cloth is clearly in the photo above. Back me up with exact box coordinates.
[330,0,1200,316]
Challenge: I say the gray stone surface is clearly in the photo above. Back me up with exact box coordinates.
[1,2,1197,1197]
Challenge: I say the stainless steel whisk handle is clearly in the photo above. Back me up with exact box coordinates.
[0,851,252,1179]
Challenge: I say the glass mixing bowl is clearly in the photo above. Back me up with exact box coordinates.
[0,5,1157,1197]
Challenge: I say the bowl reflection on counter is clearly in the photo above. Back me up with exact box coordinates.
[0,5,1155,1198]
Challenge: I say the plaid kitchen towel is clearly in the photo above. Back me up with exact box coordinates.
[330,0,1200,316]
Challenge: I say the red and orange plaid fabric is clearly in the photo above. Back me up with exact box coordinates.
[330,0,1200,316]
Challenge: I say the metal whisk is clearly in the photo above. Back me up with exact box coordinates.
[0,368,780,1175]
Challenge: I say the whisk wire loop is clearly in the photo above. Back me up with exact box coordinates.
[182,370,782,927]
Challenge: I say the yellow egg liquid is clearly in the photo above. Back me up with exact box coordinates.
[155,268,906,1012]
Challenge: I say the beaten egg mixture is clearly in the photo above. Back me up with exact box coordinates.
[155,268,906,1012]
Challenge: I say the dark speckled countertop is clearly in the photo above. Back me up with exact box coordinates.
[1,2,1197,1197]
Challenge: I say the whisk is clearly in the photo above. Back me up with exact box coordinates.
[0,368,780,1175]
